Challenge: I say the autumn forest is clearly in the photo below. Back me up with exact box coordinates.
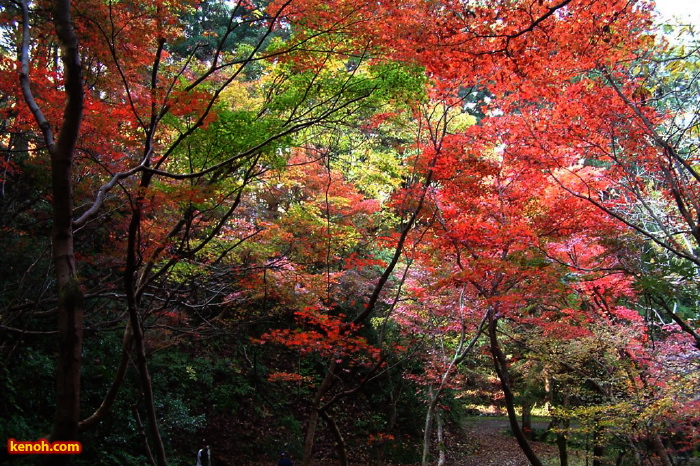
[1,0,699,464]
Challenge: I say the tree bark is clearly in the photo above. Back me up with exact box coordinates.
[302,406,321,466]
[552,391,570,466]
[488,311,543,466]
[521,399,534,440]
[651,434,673,466]
[436,410,446,466]
[302,360,337,466]
[320,409,348,466]
[49,0,85,446]
[421,385,436,466]
[133,404,157,466]
[592,425,605,466]
[18,1,85,462]
[554,417,569,466]
[124,178,168,466]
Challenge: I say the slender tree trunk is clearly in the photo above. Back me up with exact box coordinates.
[127,303,167,466]
[522,399,534,440]
[556,392,571,466]
[383,382,400,465]
[302,360,337,466]
[421,386,436,466]
[79,323,134,432]
[133,404,157,466]
[422,311,488,466]
[627,438,643,465]
[436,410,446,466]
[300,158,436,466]
[555,417,569,466]
[302,407,321,466]
[320,410,348,466]
[488,311,543,466]
[124,183,168,466]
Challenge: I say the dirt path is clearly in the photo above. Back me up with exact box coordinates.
[458,417,560,466]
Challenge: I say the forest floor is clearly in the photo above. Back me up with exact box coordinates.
[456,416,585,466]
[242,415,591,466]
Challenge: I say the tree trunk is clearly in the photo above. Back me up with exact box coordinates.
[49,0,85,443]
[554,417,569,466]
[320,410,348,466]
[592,445,605,466]
[79,323,134,432]
[436,410,446,466]
[302,407,321,466]
[125,188,168,466]
[377,379,401,465]
[19,1,86,463]
[555,392,571,466]
[592,425,604,466]
[302,360,337,466]
[521,399,534,440]
[133,404,157,466]
[488,311,543,466]
[421,388,435,466]
[651,434,673,466]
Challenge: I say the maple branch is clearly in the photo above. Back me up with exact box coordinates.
[78,323,134,433]
[186,0,294,91]
[551,170,700,267]
[147,91,373,180]
[506,0,574,40]
[450,0,574,54]
[185,0,373,96]
[149,37,166,131]
[208,0,247,70]
[151,45,377,176]
[77,50,354,227]
[352,169,433,325]
[18,0,55,149]
[84,3,147,130]
[73,162,147,227]
[601,66,700,186]
[0,325,58,335]
[135,154,263,300]
[648,295,700,350]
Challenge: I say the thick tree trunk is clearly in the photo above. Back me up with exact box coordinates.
[18,1,86,464]
[488,311,543,466]
[651,434,673,466]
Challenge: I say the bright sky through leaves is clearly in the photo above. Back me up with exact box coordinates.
[654,0,700,25]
